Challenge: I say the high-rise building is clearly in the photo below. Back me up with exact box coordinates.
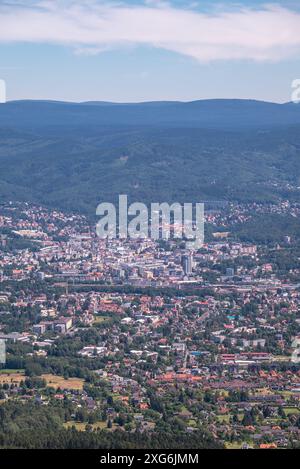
[182,253,193,275]
[226,267,235,277]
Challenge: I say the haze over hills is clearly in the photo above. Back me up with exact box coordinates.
[0,98,300,215]
[1,99,300,129]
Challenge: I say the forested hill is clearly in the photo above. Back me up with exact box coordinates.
[0,99,300,214]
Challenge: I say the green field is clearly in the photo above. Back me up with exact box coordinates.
[284,407,300,416]
[0,369,24,374]
[93,316,111,324]
[64,421,115,431]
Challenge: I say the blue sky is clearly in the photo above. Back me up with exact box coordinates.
[0,0,300,102]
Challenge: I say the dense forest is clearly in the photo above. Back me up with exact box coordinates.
[0,401,222,449]
[0,100,300,215]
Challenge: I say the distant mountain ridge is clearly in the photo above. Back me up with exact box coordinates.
[1,98,300,129]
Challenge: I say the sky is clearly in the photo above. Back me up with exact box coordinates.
[0,0,300,102]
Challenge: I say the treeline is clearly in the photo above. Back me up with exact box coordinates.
[61,283,215,299]
[0,428,222,449]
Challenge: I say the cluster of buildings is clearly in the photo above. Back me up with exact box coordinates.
[1,201,300,448]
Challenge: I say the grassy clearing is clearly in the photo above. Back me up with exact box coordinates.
[225,442,244,449]
[216,414,230,424]
[64,421,114,431]
[42,374,84,390]
[93,316,111,324]
[0,372,84,390]
[0,372,24,385]
[284,407,300,416]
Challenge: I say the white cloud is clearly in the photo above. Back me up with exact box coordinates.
[0,1,300,62]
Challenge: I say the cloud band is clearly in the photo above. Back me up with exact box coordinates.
[0,1,300,62]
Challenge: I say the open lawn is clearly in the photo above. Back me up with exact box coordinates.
[93,316,111,324]
[216,414,230,424]
[0,369,24,374]
[0,371,84,390]
[225,442,241,449]
[42,374,84,390]
[64,421,115,431]
[284,407,300,416]
[0,371,24,385]
[273,356,291,362]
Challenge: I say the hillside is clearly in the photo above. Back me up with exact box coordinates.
[0,99,300,214]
